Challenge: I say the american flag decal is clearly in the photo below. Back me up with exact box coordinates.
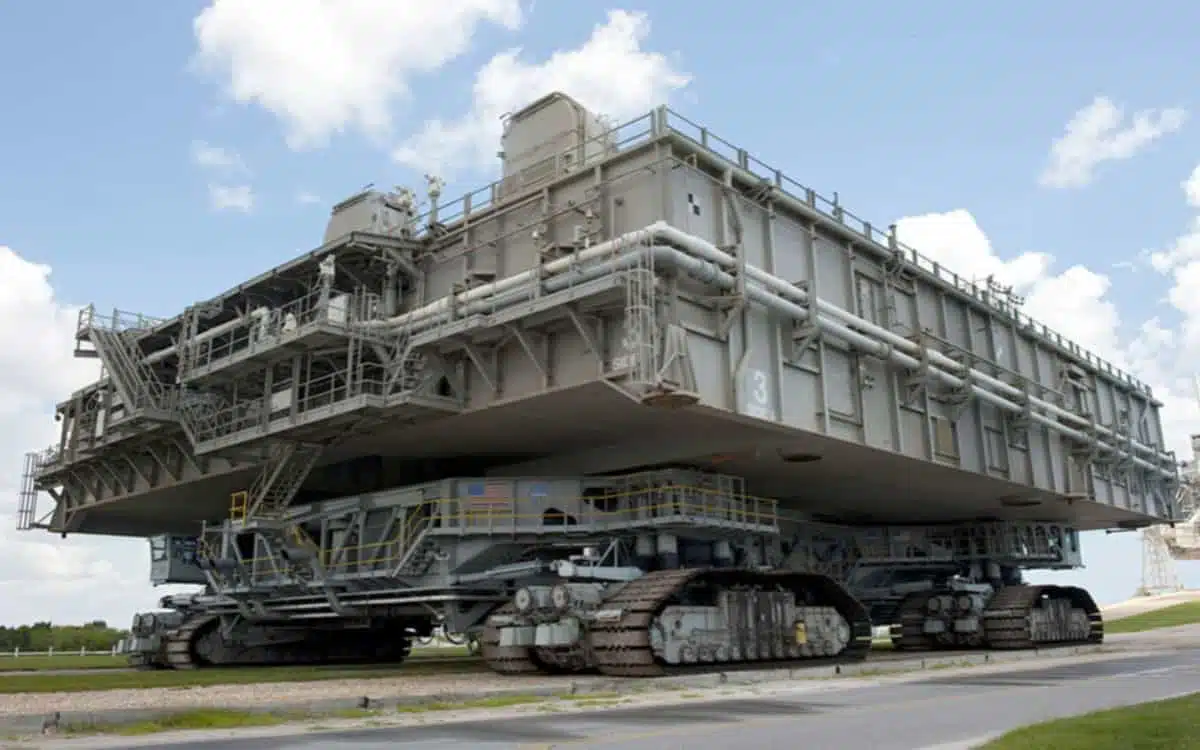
[466,481,512,513]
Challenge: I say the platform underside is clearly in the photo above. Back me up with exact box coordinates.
[67,381,1161,536]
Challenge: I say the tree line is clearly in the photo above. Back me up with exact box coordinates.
[0,621,129,652]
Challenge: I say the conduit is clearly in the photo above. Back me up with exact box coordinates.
[358,222,1172,478]
[128,220,1173,479]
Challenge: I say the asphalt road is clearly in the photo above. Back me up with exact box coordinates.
[139,648,1200,750]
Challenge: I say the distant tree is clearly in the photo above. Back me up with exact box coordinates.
[0,621,128,652]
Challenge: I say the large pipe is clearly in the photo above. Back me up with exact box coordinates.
[659,130,1169,463]
[651,224,1168,467]
[653,247,1171,476]
[388,233,1171,477]
[143,315,248,366]
[364,221,1170,474]
[360,223,673,330]
[124,215,1170,478]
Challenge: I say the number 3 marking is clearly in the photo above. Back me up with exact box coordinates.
[751,369,768,405]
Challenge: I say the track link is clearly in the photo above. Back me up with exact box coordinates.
[481,601,544,675]
[589,568,873,678]
[982,583,1103,648]
[890,592,934,651]
[162,614,217,669]
[889,584,1104,652]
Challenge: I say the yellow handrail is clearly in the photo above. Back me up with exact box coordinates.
[229,491,248,522]
[229,485,778,576]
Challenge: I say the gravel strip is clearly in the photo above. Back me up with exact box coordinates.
[0,673,605,717]
[5,626,1195,719]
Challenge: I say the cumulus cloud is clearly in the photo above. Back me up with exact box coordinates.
[208,183,255,213]
[895,210,1123,359]
[392,10,691,177]
[191,0,524,149]
[0,246,172,627]
[1038,96,1186,189]
[894,209,1200,601]
[896,209,1200,454]
[190,140,247,174]
[1185,164,1200,209]
[190,138,254,213]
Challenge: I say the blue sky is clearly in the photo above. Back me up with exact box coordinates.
[1,0,1198,625]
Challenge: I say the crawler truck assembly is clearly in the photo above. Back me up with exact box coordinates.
[16,91,1180,677]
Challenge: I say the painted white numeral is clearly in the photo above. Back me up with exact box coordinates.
[751,369,769,405]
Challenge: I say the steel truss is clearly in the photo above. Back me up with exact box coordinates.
[21,102,1178,534]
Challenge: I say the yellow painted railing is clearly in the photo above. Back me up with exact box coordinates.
[223,484,778,579]
[229,490,248,523]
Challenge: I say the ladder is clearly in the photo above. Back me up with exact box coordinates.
[89,327,170,414]
[16,451,42,531]
[245,442,324,520]
[391,505,436,577]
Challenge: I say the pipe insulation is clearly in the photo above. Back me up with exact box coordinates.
[651,224,1168,467]
[350,221,1170,476]
[128,220,1172,480]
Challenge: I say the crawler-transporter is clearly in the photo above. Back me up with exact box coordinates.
[16,93,1182,675]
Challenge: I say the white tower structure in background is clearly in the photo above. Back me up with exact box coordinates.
[1138,377,1200,595]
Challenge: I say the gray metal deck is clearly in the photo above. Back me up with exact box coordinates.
[17,94,1180,539]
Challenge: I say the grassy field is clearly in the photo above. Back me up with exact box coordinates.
[0,645,472,674]
[0,651,483,694]
[62,693,630,737]
[979,692,1200,749]
[0,654,127,672]
[1103,601,1200,634]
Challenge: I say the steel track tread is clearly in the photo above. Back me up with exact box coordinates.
[163,614,219,670]
[481,601,544,675]
[589,567,872,678]
[890,592,935,651]
[981,584,1103,649]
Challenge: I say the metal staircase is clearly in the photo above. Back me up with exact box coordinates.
[245,442,324,520]
[390,505,437,577]
[16,451,42,531]
[88,327,171,414]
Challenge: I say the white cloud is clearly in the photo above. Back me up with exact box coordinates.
[191,0,524,149]
[895,210,1122,360]
[1038,96,1186,189]
[1185,164,1200,209]
[393,9,691,177]
[296,190,322,205]
[0,246,175,627]
[208,183,255,213]
[894,209,1200,602]
[190,140,247,174]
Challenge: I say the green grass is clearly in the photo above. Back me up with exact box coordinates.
[65,709,293,737]
[979,692,1200,749]
[0,654,126,672]
[0,644,471,675]
[2,657,487,694]
[61,691,633,738]
[395,694,547,713]
[1104,602,1200,634]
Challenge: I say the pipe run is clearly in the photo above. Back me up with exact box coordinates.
[355,222,1171,477]
[651,224,1169,469]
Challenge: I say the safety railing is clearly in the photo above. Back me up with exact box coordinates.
[2,647,123,659]
[229,491,248,523]
[191,363,392,446]
[849,521,1078,565]
[76,305,165,338]
[412,111,657,231]
[182,287,382,378]
[400,102,1148,395]
[656,108,1151,395]
[218,483,779,586]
